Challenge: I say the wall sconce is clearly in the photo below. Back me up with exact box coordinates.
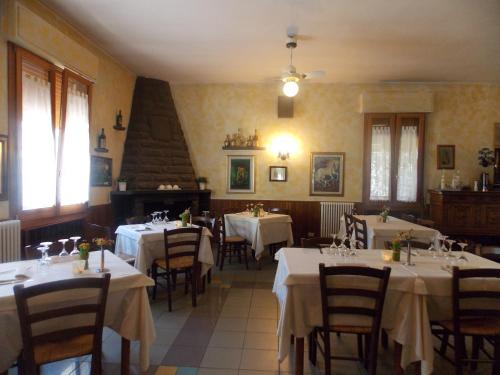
[278,150,290,160]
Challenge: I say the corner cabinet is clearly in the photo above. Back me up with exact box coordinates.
[429,189,500,236]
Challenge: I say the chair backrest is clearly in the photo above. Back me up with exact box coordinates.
[301,237,333,249]
[344,213,354,238]
[192,216,215,232]
[126,216,147,225]
[268,207,290,215]
[480,246,500,263]
[318,264,391,340]
[401,213,417,223]
[451,267,500,335]
[219,215,229,244]
[352,216,368,249]
[163,227,202,270]
[14,273,110,372]
[85,223,115,251]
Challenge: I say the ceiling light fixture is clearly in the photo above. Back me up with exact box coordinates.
[283,77,299,97]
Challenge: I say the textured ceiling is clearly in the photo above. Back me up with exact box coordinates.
[42,0,500,84]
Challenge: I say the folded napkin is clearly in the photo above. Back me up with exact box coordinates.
[0,265,33,283]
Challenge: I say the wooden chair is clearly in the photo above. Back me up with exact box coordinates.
[190,216,216,289]
[216,216,248,271]
[301,237,333,250]
[480,247,500,263]
[14,273,110,375]
[267,207,290,215]
[352,216,368,249]
[151,227,202,312]
[434,267,500,375]
[309,264,391,375]
[344,213,354,238]
[401,213,417,223]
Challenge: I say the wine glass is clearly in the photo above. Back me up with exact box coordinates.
[69,236,81,255]
[39,242,53,261]
[163,210,170,223]
[457,242,469,262]
[428,243,438,259]
[445,239,456,259]
[329,234,339,256]
[438,235,448,257]
[37,246,49,265]
[58,239,69,256]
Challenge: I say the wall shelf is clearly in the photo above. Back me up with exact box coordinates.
[222,146,266,151]
[94,147,109,153]
[113,125,126,131]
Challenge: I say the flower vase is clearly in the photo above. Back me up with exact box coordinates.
[405,241,414,266]
[79,250,89,270]
[181,217,188,227]
[199,182,206,190]
[392,244,400,261]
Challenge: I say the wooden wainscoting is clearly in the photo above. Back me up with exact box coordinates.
[210,199,321,244]
[86,203,113,227]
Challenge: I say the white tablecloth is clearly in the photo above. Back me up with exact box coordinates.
[0,251,155,372]
[115,222,214,276]
[339,215,440,249]
[224,212,294,259]
[272,248,500,375]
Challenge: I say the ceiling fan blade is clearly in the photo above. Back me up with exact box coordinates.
[304,70,326,79]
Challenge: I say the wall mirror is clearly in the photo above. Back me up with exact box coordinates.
[0,135,7,200]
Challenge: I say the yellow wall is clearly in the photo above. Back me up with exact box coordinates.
[0,0,136,219]
[172,83,500,202]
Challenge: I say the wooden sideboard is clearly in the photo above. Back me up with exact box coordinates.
[429,189,500,236]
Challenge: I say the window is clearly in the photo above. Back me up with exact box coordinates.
[8,44,92,224]
[363,113,425,210]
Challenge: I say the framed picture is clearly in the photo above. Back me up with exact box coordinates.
[437,145,455,169]
[90,156,112,187]
[310,152,345,196]
[269,166,287,182]
[227,155,255,193]
[0,135,7,201]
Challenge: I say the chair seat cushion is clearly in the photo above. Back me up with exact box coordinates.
[154,256,194,269]
[440,317,500,336]
[226,236,246,243]
[34,334,94,364]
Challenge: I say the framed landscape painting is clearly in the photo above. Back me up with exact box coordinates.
[310,152,345,196]
[90,156,112,187]
[437,145,455,169]
[227,155,255,193]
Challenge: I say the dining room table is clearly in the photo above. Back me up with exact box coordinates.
[0,250,156,375]
[273,247,500,375]
[338,215,440,249]
[114,221,214,276]
[224,211,294,259]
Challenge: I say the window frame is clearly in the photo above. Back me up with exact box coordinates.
[8,43,92,227]
[362,112,425,213]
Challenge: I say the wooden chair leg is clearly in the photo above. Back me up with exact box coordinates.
[166,269,173,312]
[454,334,464,375]
[151,264,158,300]
[308,329,317,366]
[367,334,378,375]
[220,246,226,271]
[191,271,197,307]
[471,336,480,370]
[207,268,212,284]
[493,336,500,375]
[324,330,331,375]
[243,244,249,270]
[357,334,364,361]
[364,334,371,370]
[381,329,388,349]
[184,270,190,294]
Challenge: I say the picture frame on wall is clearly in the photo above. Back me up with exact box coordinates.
[269,166,287,182]
[437,145,455,169]
[90,156,112,187]
[310,152,345,196]
[227,155,255,193]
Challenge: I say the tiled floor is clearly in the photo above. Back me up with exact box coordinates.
[7,257,496,374]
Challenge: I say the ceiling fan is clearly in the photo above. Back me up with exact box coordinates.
[278,32,325,97]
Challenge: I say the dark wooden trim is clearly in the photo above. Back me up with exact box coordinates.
[0,135,7,201]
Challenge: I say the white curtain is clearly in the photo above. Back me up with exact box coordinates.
[369,126,391,201]
[21,74,56,210]
[397,125,418,202]
[60,85,90,206]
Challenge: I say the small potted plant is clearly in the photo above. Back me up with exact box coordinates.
[117,176,128,191]
[196,177,208,190]
[478,148,495,191]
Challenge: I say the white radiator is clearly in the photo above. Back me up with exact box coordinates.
[320,202,354,237]
[0,220,21,262]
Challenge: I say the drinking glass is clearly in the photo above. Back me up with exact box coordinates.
[69,236,81,256]
[163,210,170,223]
[58,239,69,256]
[329,234,339,256]
[457,242,469,262]
[37,246,49,265]
[39,242,53,261]
[438,235,448,257]
[445,239,456,259]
